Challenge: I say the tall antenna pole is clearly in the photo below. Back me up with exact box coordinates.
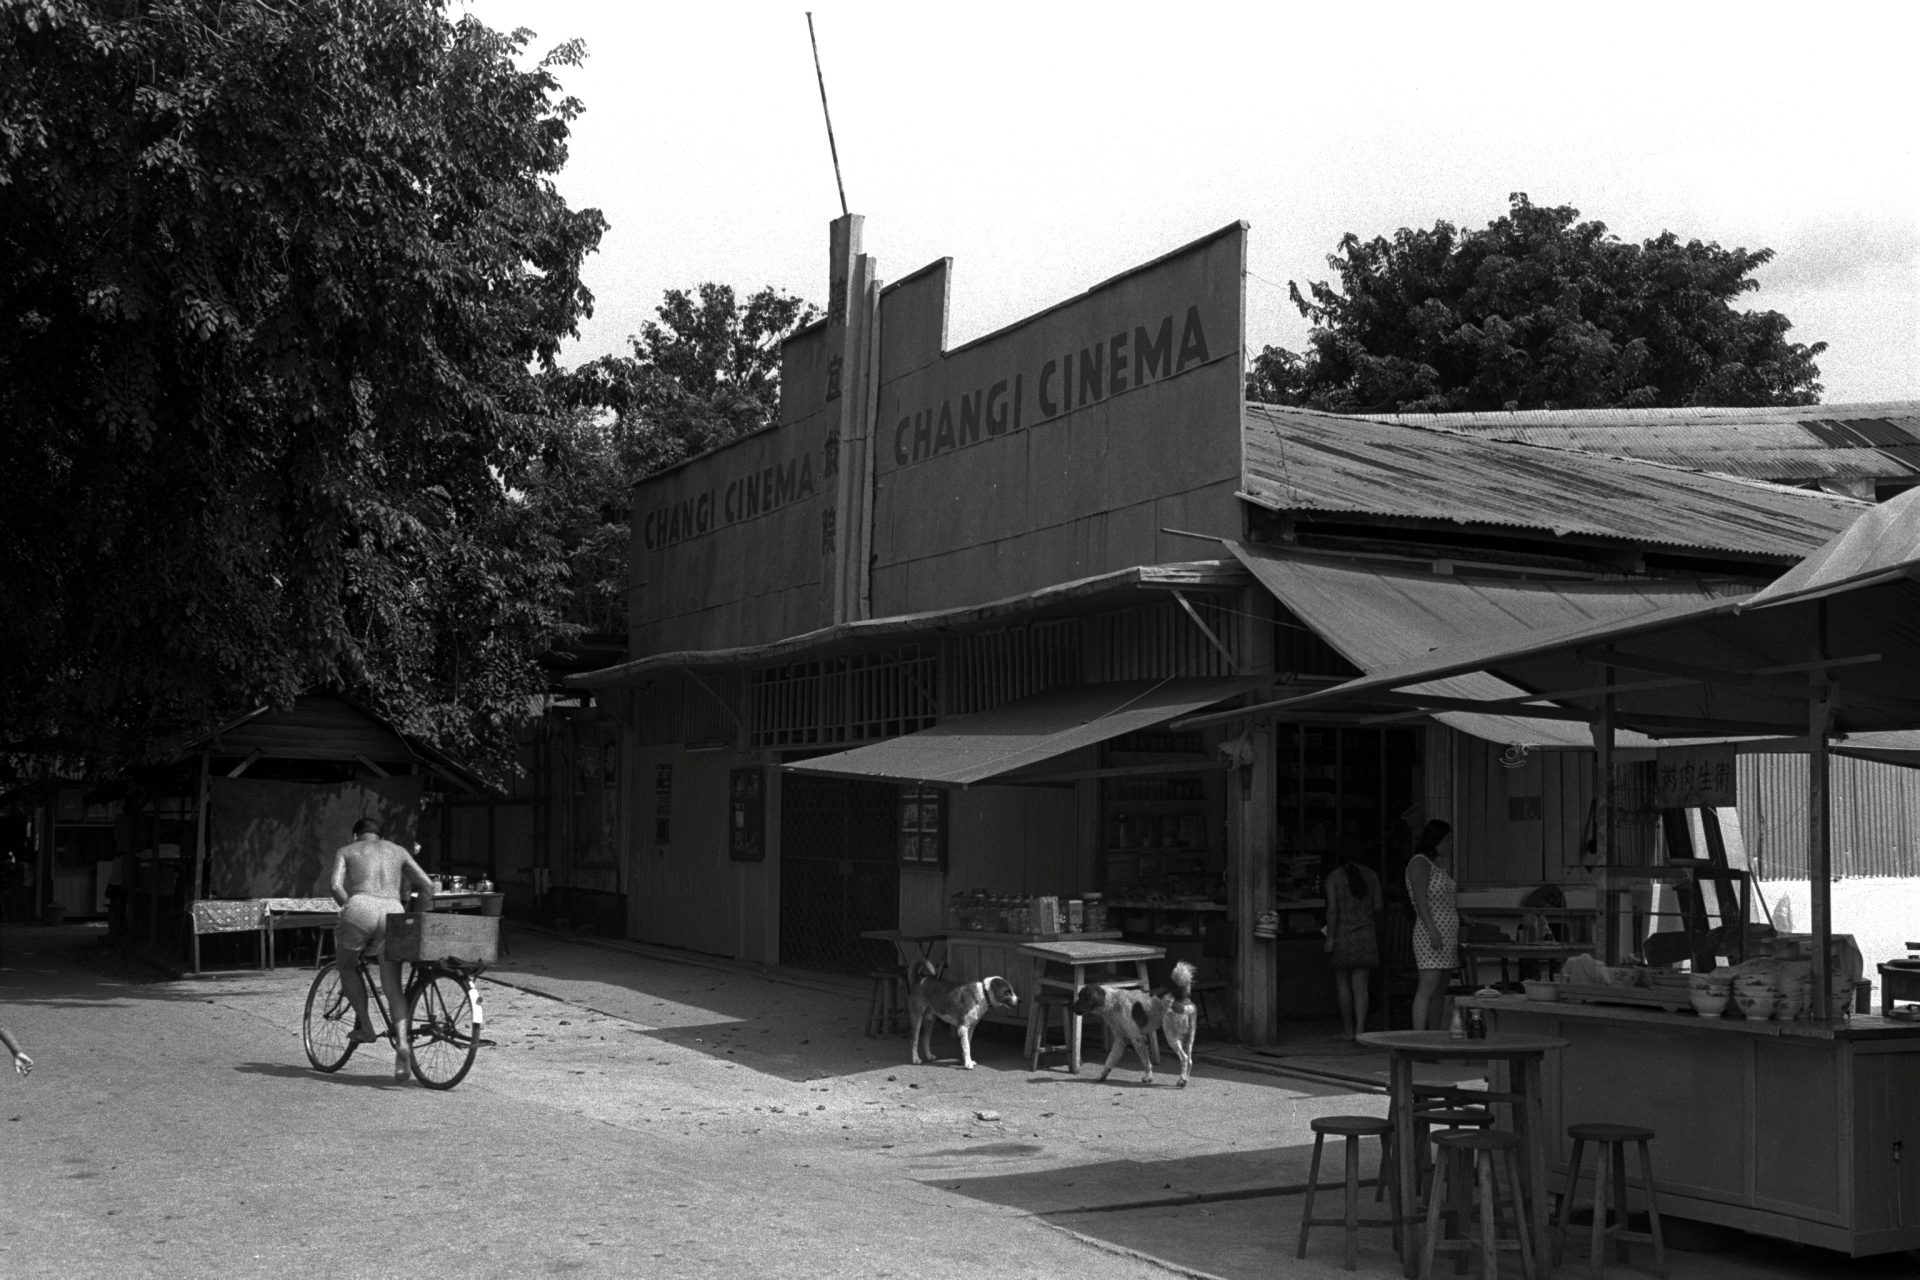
[806,12,849,217]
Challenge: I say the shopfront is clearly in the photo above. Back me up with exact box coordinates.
[574,213,1868,1045]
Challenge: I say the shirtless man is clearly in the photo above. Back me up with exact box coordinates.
[329,817,436,1081]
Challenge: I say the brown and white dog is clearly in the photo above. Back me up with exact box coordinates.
[907,959,1019,1069]
[1069,959,1198,1086]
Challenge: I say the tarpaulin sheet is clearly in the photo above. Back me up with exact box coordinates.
[208,775,421,898]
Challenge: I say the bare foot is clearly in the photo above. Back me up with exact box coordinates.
[392,1052,412,1082]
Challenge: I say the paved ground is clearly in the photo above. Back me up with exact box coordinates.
[4,920,1917,1279]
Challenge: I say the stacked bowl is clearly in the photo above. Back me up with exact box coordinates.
[1732,972,1782,1020]
[1687,973,1731,1018]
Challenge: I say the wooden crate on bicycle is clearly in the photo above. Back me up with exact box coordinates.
[384,912,498,966]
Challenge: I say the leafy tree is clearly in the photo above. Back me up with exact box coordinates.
[1248,194,1826,414]
[571,283,817,475]
[0,0,605,781]
[534,284,817,639]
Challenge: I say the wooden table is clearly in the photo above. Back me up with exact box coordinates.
[860,928,947,976]
[1018,939,1165,1073]
[1357,1028,1567,1278]
[261,897,339,969]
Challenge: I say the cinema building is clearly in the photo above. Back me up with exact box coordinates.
[569,217,1868,1043]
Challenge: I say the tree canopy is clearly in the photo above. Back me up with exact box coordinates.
[0,0,605,781]
[531,284,817,642]
[1247,195,1826,414]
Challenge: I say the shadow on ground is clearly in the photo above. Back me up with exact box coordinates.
[928,1142,1332,1215]
[1,924,253,1010]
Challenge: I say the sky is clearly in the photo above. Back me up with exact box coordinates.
[461,0,1918,405]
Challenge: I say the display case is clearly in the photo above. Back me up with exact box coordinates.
[1098,730,1224,899]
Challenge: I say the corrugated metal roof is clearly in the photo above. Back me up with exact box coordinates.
[1219,542,1753,749]
[1262,499,1920,739]
[1241,404,1867,558]
[1365,401,1920,484]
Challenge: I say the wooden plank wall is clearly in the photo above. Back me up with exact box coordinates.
[943,772,1082,902]
[213,693,413,762]
[1456,735,1598,885]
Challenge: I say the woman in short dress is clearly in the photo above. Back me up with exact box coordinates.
[1406,820,1458,1030]
[1323,855,1382,1040]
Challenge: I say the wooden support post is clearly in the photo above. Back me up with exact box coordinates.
[190,750,209,905]
[1234,719,1277,1044]
[1807,602,1835,1020]
[1809,691,1834,1020]
[1592,688,1617,964]
[1233,583,1278,1045]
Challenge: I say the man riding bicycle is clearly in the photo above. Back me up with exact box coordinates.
[329,817,436,1082]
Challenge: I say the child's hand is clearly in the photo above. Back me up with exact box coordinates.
[12,1052,29,1077]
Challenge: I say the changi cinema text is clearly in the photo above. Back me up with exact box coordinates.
[641,303,1213,552]
[895,305,1212,465]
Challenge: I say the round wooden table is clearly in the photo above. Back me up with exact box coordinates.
[1357,1029,1568,1278]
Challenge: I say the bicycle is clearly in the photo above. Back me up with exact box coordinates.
[302,951,488,1089]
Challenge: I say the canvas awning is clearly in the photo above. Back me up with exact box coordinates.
[781,678,1260,787]
[1174,543,1753,748]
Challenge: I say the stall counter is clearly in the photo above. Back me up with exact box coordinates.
[1470,992,1920,1257]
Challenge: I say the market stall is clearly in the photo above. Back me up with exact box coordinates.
[1250,487,1920,1254]
[115,691,490,969]
[1469,992,1920,1255]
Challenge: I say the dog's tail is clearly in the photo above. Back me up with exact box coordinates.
[912,958,939,982]
[1168,960,1196,998]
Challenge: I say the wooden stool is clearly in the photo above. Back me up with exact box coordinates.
[1026,990,1077,1069]
[1554,1123,1666,1278]
[1413,1105,1494,1201]
[1296,1115,1402,1271]
[1422,1129,1535,1280]
[864,965,907,1037]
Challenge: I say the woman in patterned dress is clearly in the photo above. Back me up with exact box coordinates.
[1323,853,1382,1040]
[1406,820,1458,1030]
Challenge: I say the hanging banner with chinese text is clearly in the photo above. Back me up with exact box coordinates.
[1655,744,1737,808]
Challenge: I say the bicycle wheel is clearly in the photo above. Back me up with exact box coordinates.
[303,966,360,1072]
[407,971,480,1089]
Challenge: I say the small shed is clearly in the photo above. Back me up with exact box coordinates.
[113,691,489,966]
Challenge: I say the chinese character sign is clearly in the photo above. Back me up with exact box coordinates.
[1654,744,1737,808]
